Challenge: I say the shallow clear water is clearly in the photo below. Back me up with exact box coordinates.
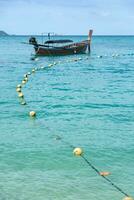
[0,35,134,200]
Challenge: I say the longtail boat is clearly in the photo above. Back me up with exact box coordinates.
[29,30,93,56]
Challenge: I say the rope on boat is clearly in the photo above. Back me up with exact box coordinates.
[16,56,133,200]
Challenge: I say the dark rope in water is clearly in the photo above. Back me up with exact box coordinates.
[81,155,129,197]
[50,133,130,197]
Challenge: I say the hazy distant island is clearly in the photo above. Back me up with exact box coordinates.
[0,31,9,36]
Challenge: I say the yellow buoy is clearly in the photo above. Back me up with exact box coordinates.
[17,84,21,88]
[73,148,83,156]
[28,72,31,75]
[24,77,28,82]
[24,74,28,78]
[55,136,61,140]
[22,80,26,84]
[16,88,21,92]
[21,101,26,105]
[18,92,24,98]
[123,197,133,200]
[40,66,45,69]
[32,69,35,73]
[48,64,53,67]
[29,111,36,117]
[97,55,102,58]
[100,171,111,176]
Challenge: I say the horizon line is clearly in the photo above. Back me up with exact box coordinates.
[2,34,134,36]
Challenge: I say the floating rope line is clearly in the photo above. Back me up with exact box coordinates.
[31,52,134,60]
[16,56,133,200]
[51,132,131,198]
[81,155,129,197]
[30,119,132,200]
[16,57,84,106]
[52,133,132,199]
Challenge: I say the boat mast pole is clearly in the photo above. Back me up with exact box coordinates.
[88,29,93,52]
[48,33,50,40]
[41,33,44,44]
[88,29,93,40]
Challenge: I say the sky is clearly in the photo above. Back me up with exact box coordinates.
[0,0,134,35]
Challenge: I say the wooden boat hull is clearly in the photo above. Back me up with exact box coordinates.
[29,30,93,56]
[34,41,90,56]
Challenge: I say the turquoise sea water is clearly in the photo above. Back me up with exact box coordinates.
[0,35,134,200]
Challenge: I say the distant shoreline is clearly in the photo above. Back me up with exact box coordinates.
[0,31,9,36]
[0,30,134,37]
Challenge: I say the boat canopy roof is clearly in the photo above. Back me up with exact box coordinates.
[45,39,73,44]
